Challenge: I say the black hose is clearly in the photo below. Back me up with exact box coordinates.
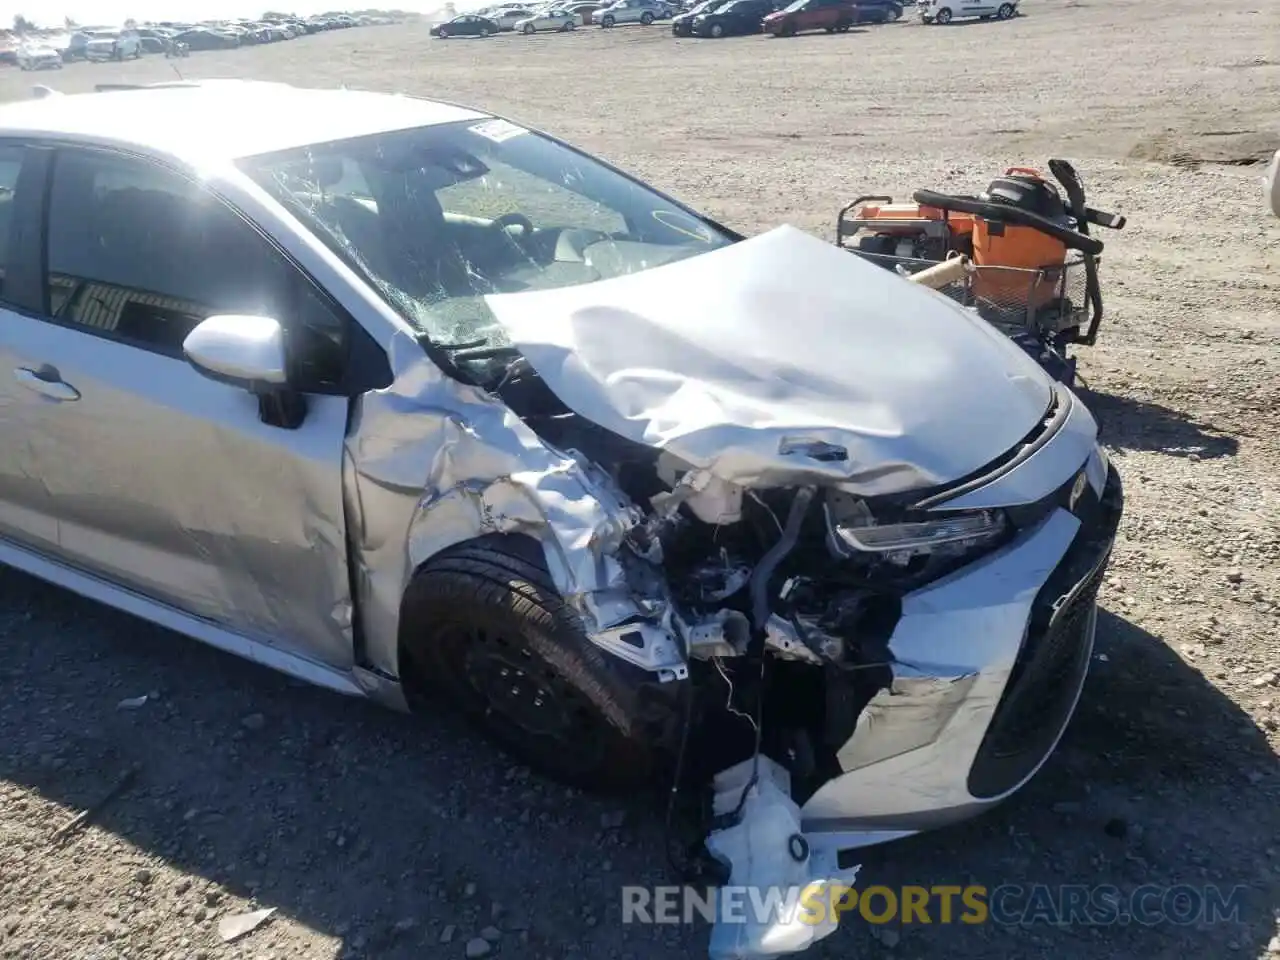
[750,486,816,639]
[912,189,1105,256]
[719,486,816,828]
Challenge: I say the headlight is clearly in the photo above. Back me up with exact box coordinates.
[823,490,1007,566]
[831,510,1006,553]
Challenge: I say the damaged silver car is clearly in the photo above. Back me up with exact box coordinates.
[0,80,1121,955]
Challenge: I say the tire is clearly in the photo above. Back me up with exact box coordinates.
[935,6,952,22]
[438,26,449,36]
[997,2,1014,17]
[780,20,796,34]
[524,22,536,32]
[835,18,851,30]
[710,21,724,35]
[890,3,903,19]
[400,536,660,792]
[640,11,654,23]
[480,26,491,35]
[602,14,615,25]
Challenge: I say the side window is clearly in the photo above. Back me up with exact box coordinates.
[0,146,24,304]
[46,149,348,390]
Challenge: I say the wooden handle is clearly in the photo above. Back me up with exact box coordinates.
[908,255,970,289]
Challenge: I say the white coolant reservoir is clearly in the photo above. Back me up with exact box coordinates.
[704,757,862,959]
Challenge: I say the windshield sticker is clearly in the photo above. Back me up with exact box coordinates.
[469,119,529,144]
[652,209,716,243]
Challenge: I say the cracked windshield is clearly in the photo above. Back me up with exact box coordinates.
[238,118,732,354]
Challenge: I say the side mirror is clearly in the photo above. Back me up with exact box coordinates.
[183,315,306,429]
[184,314,288,389]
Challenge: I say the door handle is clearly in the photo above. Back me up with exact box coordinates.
[14,366,81,402]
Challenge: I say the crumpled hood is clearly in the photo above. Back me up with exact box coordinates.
[485,224,1054,495]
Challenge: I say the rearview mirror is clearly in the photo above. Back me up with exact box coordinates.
[184,315,288,390]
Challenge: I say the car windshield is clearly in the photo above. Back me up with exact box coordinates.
[783,0,807,10]
[239,119,733,348]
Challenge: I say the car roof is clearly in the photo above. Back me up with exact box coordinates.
[0,80,490,165]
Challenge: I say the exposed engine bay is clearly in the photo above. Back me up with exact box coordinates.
[458,340,1013,808]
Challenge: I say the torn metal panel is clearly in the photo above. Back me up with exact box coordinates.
[484,225,1055,492]
[343,329,672,680]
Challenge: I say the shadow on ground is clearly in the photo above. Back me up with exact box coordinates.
[1,571,1275,959]
[1082,388,1240,460]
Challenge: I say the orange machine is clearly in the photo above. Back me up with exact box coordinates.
[836,159,1125,345]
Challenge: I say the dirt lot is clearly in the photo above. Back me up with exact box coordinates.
[2,1,1279,957]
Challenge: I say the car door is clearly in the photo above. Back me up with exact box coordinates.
[815,0,843,29]
[0,144,60,549]
[8,144,363,669]
[459,15,481,33]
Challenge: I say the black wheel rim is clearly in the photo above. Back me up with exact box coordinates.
[438,618,615,774]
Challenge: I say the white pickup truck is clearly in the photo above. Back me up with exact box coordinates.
[1266,149,1279,217]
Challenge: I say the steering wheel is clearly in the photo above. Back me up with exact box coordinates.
[491,212,535,238]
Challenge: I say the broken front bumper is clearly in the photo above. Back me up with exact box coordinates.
[799,461,1123,849]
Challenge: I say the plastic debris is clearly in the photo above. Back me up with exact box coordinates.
[705,757,861,959]
[217,907,276,943]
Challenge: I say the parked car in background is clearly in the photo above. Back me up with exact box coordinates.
[854,0,904,20]
[84,29,143,60]
[138,35,173,54]
[672,0,731,33]
[919,0,1015,22]
[431,14,501,36]
[515,9,579,31]
[691,0,778,35]
[16,44,64,71]
[764,0,857,34]
[764,0,901,33]
[565,2,604,23]
[490,7,537,28]
[173,27,242,50]
[598,0,667,26]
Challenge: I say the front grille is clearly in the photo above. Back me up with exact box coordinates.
[967,462,1122,799]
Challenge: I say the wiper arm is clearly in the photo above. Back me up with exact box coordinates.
[433,337,489,351]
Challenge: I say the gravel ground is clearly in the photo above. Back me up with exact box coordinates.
[2,1,1279,958]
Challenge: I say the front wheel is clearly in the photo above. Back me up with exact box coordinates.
[563,19,577,28]
[480,26,492,35]
[401,537,661,792]
[640,11,655,23]
[934,6,952,22]
[438,26,449,36]
[710,21,724,35]
[524,22,536,32]
[996,2,1015,17]
[602,14,616,25]
[835,18,852,30]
